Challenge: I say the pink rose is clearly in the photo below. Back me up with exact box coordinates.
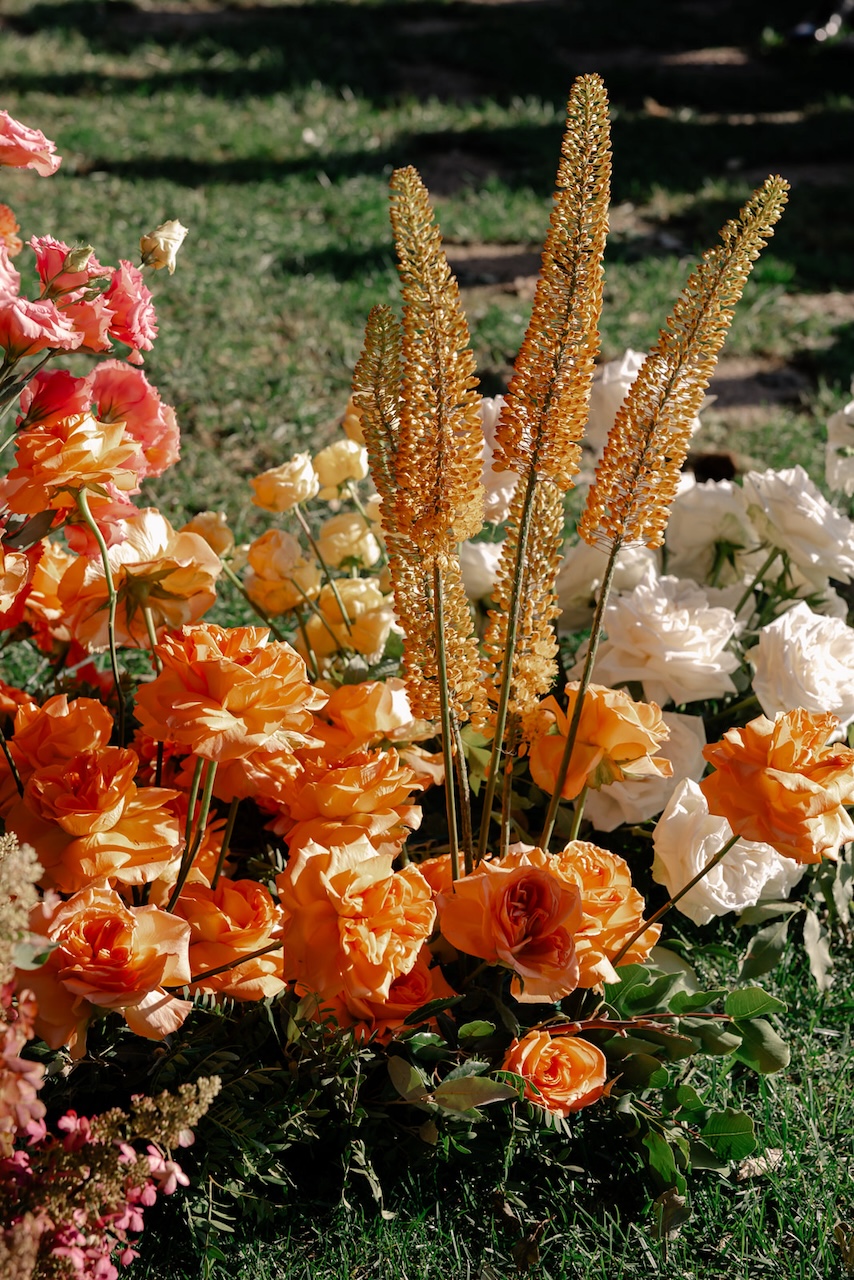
[104,261,158,363]
[0,110,61,176]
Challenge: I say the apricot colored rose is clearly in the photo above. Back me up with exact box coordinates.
[279,810,420,861]
[180,510,234,558]
[134,623,327,762]
[501,1030,606,1117]
[316,512,380,569]
[6,748,181,894]
[277,837,435,1003]
[0,695,114,817]
[527,683,672,802]
[297,578,394,663]
[19,887,191,1057]
[436,858,582,1002]
[58,508,222,650]
[244,528,321,616]
[320,678,415,750]
[330,946,456,1042]
[504,843,660,986]
[0,203,22,257]
[284,748,420,822]
[701,708,854,863]
[0,412,140,519]
[174,879,284,1000]
[250,453,319,513]
[0,541,39,629]
[22,537,75,650]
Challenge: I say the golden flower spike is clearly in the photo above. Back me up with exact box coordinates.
[578,174,790,552]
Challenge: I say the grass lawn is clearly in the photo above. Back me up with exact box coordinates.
[1,1,853,1276]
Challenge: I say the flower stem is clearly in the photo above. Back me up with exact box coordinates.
[609,831,741,967]
[451,714,473,875]
[182,940,283,988]
[75,487,125,746]
[143,606,163,672]
[292,502,353,633]
[499,713,521,860]
[183,756,204,848]
[733,545,780,618]
[434,564,460,881]
[211,797,239,889]
[168,759,218,911]
[0,724,23,797]
[539,538,621,850]
[476,470,538,863]
[569,782,588,841]
[219,559,288,642]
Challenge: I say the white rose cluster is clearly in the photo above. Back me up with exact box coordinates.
[750,600,854,733]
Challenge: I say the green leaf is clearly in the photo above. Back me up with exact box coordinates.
[653,1187,691,1240]
[442,1059,490,1083]
[627,1027,697,1061]
[679,1017,742,1056]
[700,1108,756,1161]
[431,1075,518,1114]
[732,1017,790,1074]
[613,1052,665,1088]
[737,901,801,927]
[642,1130,680,1188]
[663,1084,705,1114]
[670,988,727,1014]
[387,1057,429,1101]
[739,916,793,980]
[803,908,834,992]
[457,1020,496,1040]
[689,1138,732,1173]
[621,972,686,1016]
[724,987,787,1020]
[402,995,464,1025]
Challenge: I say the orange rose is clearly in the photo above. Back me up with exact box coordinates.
[701,708,854,864]
[244,529,321,617]
[57,508,222,649]
[6,748,180,894]
[505,843,659,985]
[277,837,435,1003]
[21,537,75,649]
[19,887,192,1057]
[174,879,284,1000]
[134,623,327,762]
[326,946,456,1042]
[501,1030,606,1117]
[180,510,235,558]
[279,810,421,860]
[527,683,672,802]
[296,578,394,663]
[0,541,39,629]
[0,412,140,518]
[0,695,114,817]
[284,748,420,822]
[175,744,301,810]
[319,678,415,750]
[436,857,582,1002]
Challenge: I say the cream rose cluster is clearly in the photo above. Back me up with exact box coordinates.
[750,601,854,733]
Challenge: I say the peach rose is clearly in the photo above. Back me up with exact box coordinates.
[244,528,321,616]
[134,623,327,762]
[320,678,415,750]
[501,1030,606,1116]
[312,439,369,499]
[174,879,284,1000]
[58,509,222,649]
[279,809,420,860]
[297,578,395,663]
[340,395,365,444]
[0,110,61,176]
[277,837,435,1003]
[701,708,854,863]
[180,510,235,558]
[316,512,380,568]
[0,203,22,257]
[436,857,582,1002]
[250,453,319,513]
[19,887,191,1057]
[21,537,75,649]
[527,683,672,802]
[0,541,39,629]
[327,946,456,1042]
[284,748,420,822]
[0,695,114,817]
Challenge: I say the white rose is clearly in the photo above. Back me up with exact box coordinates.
[584,711,707,832]
[460,539,504,601]
[479,395,518,523]
[652,779,805,925]
[576,573,740,706]
[749,600,854,733]
[556,539,660,630]
[665,479,765,587]
[741,465,854,587]
[825,389,854,496]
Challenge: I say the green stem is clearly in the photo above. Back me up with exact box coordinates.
[569,782,588,842]
[733,546,780,618]
[167,758,218,911]
[433,564,460,882]
[183,756,205,848]
[476,471,539,863]
[142,605,163,671]
[609,832,741,968]
[75,487,125,746]
[450,715,473,876]
[539,538,621,850]
[499,713,521,860]
[292,502,353,634]
[0,724,23,797]
[211,797,239,889]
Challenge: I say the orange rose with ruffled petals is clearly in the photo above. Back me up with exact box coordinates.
[0,695,114,817]
[330,946,456,1042]
[277,837,435,1003]
[278,809,420,860]
[134,623,327,762]
[174,879,284,1000]
[285,748,420,822]
[320,679,415,750]
[19,887,191,1057]
[501,1030,606,1117]
[527,683,672,802]
[22,537,75,649]
[701,708,854,864]
[436,858,582,1002]
[0,412,141,519]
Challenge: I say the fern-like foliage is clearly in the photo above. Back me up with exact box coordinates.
[578,174,790,551]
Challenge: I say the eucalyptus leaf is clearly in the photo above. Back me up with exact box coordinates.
[724,987,787,1020]
[739,916,793,981]
[457,1021,496,1040]
[431,1075,518,1114]
[387,1056,429,1101]
[737,901,802,927]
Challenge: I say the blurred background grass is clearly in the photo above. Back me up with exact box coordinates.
[1,0,853,540]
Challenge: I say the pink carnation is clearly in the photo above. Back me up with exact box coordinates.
[88,361,180,478]
[0,110,61,177]
[30,236,108,299]
[104,262,157,364]
[0,296,83,359]
[0,244,20,302]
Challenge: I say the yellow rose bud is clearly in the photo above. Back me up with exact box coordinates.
[139,219,188,274]
[340,394,365,444]
[250,453,319,513]
[245,529,322,615]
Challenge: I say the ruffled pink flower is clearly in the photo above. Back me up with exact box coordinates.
[62,294,116,353]
[0,110,61,176]
[18,368,91,431]
[0,243,20,302]
[88,361,180,478]
[0,296,83,359]
[30,236,108,299]
[104,262,157,364]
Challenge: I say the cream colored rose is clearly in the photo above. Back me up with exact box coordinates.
[245,528,322,615]
[825,388,854,496]
[297,578,394,662]
[665,479,765,587]
[316,512,380,568]
[742,465,854,588]
[750,600,854,734]
[139,219,188,274]
[250,453,319,513]
[312,439,369,499]
[556,539,659,630]
[460,539,503,600]
[652,779,805,925]
[180,510,235,558]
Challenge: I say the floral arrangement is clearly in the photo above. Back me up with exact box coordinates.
[1,77,853,1271]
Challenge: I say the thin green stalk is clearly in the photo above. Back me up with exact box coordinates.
[433,564,460,881]
[609,832,741,967]
[168,758,218,911]
[476,470,538,862]
[499,712,521,860]
[450,715,473,875]
[211,797,239,889]
[0,724,23,797]
[292,502,353,633]
[186,940,283,987]
[75,487,125,746]
[539,538,621,850]
[733,545,780,618]
[183,756,204,847]
[142,605,163,671]
[219,559,288,642]
[569,782,588,841]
